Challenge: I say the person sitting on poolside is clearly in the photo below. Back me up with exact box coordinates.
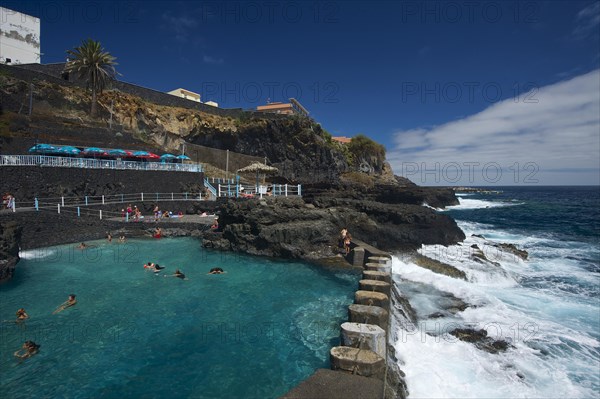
[14,341,40,359]
[208,267,225,274]
[53,294,77,314]
[16,308,29,321]
[210,219,219,229]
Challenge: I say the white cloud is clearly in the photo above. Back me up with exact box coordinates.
[573,2,600,39]
[161,13,198,43]
[389,70,600,186]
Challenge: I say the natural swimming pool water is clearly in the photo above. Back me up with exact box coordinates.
[0,237,358,398]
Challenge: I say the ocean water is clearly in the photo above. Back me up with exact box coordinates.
[392,186,600,399]
[0,237,358,399]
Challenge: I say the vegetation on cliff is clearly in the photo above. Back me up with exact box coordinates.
[347,134,386,172]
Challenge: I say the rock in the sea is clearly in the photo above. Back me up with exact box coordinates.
[413,254,467,280]
[494,243,528,260]
[449,328,513,354]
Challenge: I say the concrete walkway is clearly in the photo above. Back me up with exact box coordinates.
[281,369,383,399]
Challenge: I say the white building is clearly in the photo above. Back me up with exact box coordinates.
[204,100,219,107]
[0,7,41,64]
[167,88,201,102]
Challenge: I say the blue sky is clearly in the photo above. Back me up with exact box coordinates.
[3,1,599,185]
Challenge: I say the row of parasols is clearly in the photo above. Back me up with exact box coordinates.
[28,144,191,162]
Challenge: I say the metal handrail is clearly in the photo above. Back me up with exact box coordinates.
[0,155,203,173]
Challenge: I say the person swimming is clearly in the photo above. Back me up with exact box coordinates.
[77,243,88,249]
[143,262,164,272]
[53,294,77,314]
[16,308,29,321]
[165,269,186,279]
[174,269,185,279]
[14,341,40,359]
[208,267,225,274]
[153,264,165,272]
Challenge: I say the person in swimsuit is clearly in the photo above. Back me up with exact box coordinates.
[16,308,29,321]
[53,294,77,314]
[208,267,225,274]
[165,269,186,279]
[14,341,40,359]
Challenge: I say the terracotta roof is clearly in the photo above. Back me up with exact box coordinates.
[332,136,352,144]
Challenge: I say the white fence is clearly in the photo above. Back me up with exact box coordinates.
[218,183,301,198]
[29,192,205,210]
[0,155,203,173]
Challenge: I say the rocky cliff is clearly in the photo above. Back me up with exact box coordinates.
[0,221,22,282]
[203,196,465,260]
[1,67,353,184]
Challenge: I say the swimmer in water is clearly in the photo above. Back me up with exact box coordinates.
[14,341,40,359]
[208,267,225,275]
[52,294,77,314]
[165,269,186,279]
[16,308,29,321]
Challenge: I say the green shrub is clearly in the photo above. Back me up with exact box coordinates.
[347,134,386,170]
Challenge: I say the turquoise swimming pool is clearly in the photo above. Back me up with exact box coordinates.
[0,237,358,398]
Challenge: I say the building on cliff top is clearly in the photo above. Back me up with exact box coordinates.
[0,7,41,65]
[332,136,352,144]
[257,98,309,117]
[167,88,201,103]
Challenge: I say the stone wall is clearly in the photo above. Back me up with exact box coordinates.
[0,209,210,251]
[4,63,289,121]
[0,166,204,203]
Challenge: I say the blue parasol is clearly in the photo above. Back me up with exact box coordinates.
[108,149,128,156]
[57,146,81,155]
[132,150,150,157]
[28,144,57,153]
[84,147,105,153]
[176,155,191,160]
[160,154,176,159]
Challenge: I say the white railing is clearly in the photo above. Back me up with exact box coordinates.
[0,155,203,173]
[26,192,205,211]
[217,183,301,198]
[203,178,218,198]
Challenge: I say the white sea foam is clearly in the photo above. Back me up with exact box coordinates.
[391,256,599,398]
[19,248,59,260]
[442,198,524,211]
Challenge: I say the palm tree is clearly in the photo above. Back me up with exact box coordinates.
[65,39,118,117]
